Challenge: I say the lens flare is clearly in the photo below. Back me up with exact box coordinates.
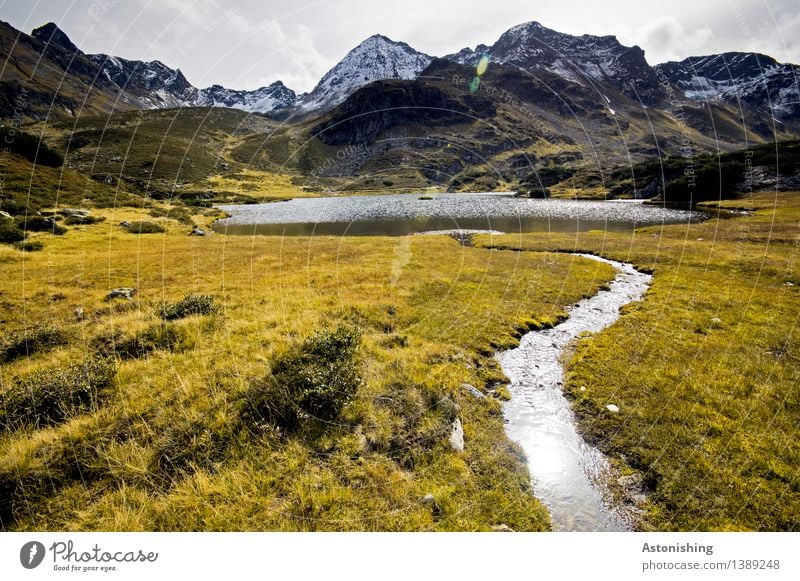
[469,76,481,93]
[476,54,490,76]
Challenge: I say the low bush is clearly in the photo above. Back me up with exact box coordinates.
[13,240,43,252]
[0,218,25,243]
[0,357,116,431]
[240,324,362,431]
[1,324,69,363]
[148,206,195,226]
[92,324,192,359]
[156,294,218,320]
[14,216,67,235]
[121,221,165,234]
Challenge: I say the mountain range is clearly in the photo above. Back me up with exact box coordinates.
[2,18,798,122]
[2,17,800,200]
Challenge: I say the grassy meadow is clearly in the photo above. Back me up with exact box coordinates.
[0,200,618,531]
[476,190,800,531]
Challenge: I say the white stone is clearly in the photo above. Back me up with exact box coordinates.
[448,418,465,452]
[605,404,620,413]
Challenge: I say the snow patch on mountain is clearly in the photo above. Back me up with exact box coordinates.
[298,34,433,112]
[655,53,800,117]
[196,82,297,113]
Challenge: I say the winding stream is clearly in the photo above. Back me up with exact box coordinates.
[495,254,652,531]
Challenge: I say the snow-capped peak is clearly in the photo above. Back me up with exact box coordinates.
[196,81,297,113]
[446,20,661,104]
[298,34,433,112]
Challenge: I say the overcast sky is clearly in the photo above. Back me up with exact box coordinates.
[2,0,798,92]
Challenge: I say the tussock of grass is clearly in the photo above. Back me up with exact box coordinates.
[0,218,26,243]
[1,324,69,363]
[241,325,363,433]
[156,294,218,320]
[0,358,116,432]
[15,216,67,235]
[92,323,194,360]
[13,240,44,252]
[121,221,166,234]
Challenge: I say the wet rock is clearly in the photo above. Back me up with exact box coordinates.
[449,418,465,452]
[461,383,485,399]
[106,287,137,301]
[490,524,514,532]
[617,473,648,505]
[605,404,620,413]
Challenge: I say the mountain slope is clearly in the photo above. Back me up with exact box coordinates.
[297,34,433,112]
[196,81,296,113]
[0,21,297,119]
[0,20,135,119]
[445,21,662,104]
[655,53,800,118]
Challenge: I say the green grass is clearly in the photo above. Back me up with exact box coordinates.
[474,189,800,531]
[0,205,616,531]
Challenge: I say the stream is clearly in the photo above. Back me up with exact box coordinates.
[495,253,652,531]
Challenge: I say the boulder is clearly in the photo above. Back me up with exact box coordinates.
[460,383,485,399]
[58,208,89,218]
[106,287,136,301]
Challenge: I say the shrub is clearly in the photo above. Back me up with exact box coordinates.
[156,294,218,320]
[92,324,192,359]
[1,324,68,363]
[148,206,195,226]
[241,325,362,431]
[0,218,25,243]
[121,221,165,234]
[14,216,67,235]
[13,240,43,252]
[0,357,116,431]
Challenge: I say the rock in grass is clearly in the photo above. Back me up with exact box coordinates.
[106,287,137,301]
[449,417,465,452]
[490,524,514,532]
[58,208,89,218]
[189,228,208,236]
[421,493,436,506]
[605,404,620,413]
[461,383,485,399]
